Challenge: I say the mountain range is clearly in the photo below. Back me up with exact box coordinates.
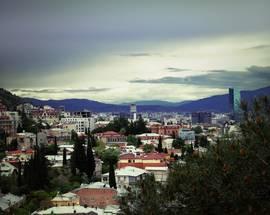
[21,86,270,113]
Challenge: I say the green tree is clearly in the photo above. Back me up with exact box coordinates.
[172,137,184,149]
[86,133,95,181]
[157,136,163,153]
[193,125,203,134]
[102,149,119,189]
[120,96,270,214]
[143,144,154,153]
[63,148,67,166]
[53,136,58,155]
[127,135,138,146]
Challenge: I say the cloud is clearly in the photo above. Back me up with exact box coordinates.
[130,65,270,89]
[10,87,110,94]
[166,67,190,72]
[120,53,153,57]
[246,44,270,50]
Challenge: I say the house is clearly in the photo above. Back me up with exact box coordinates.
[145,166,169,183]
[179,128,195,144]
[0,162,17,176]
[150,124,181,137]
[117,152,169,169]
[95,131,127,145]
[102,166,148,190]
[51,192,80,207]
[0,193,25,212]
[3,149,35,165]
[72,182,119,209]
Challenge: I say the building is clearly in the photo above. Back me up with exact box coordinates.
[15,132,36,150]
[117,152,168,169]
[130,104,137,121]
[72,182,119,209]
[31,107,60,124]
[150,124,181,137]
[51,192,80,207]
[191,112,212,124]
[229,88,241,120]
[178,128,195,144]
[60,117,95,133]
[32,206,104,215]
[95,131,127,145]
[102,166,148,190]
[3,149,35,165]
[145,166,169,183]
[0,102,19,136]
[0,193,25,213]
[0,162,17,176]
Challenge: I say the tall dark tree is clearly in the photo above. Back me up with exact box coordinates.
[120,96,270,214]
[54,136,58,155]
[70,134,87,175]
[157,136,163,153]
[17,161,22,187]
[86,132,95,181]
[23,146,48,190]
[63,148,67,166]
[102,149,119,189]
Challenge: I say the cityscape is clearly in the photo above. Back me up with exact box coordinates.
[0,1,270,215]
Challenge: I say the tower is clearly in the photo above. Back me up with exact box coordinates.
[130,104,137,121]
[229,88,241,120]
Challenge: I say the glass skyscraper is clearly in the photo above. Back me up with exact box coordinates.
[229,88,241,120]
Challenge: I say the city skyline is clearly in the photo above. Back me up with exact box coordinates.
[1,0,270,102]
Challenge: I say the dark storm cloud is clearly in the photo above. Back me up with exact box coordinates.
[130,66,270,89]
[10,88,110,94]
[166,67,190,72]
[1,0,270,77]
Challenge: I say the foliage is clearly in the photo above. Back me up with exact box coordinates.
[143,144,155,153]
[120,174,163,215]
[172,137,184,149]
[92,116,149,135]
[193,126,203,134]
[120,96,270,214]
[86,132,96,181]
[0,88,22,111]
[23,146,49,190]
[101,149,119,188]
[157,136,163,153]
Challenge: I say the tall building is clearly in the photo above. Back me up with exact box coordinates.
[130,104,137,121]
[191,112,212,124]
[229,88,241,120]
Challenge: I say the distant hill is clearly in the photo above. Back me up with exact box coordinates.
[19,86,270,113]
[121,100,191,106]
[0,88,22,111]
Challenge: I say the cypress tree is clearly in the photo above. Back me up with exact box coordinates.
[17,161,22,187]
[157,136,163,153]
[54,136,58,155]
[86,133,95,181]
[109,163,117,189]
[63,148,67,166]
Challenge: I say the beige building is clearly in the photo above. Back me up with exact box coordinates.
[51,192,80,207]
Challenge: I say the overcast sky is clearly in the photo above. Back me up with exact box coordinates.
[1,0,270,103]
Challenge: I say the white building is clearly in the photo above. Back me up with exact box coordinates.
[0,162,17,176]
[145,166,169,183]
[60,117,95,133]
[102,166,148,190]
[32,206,104,215]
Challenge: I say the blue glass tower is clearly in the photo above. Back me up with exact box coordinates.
[229,88,241,120]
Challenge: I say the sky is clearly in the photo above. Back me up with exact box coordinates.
[0,0,270,103]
